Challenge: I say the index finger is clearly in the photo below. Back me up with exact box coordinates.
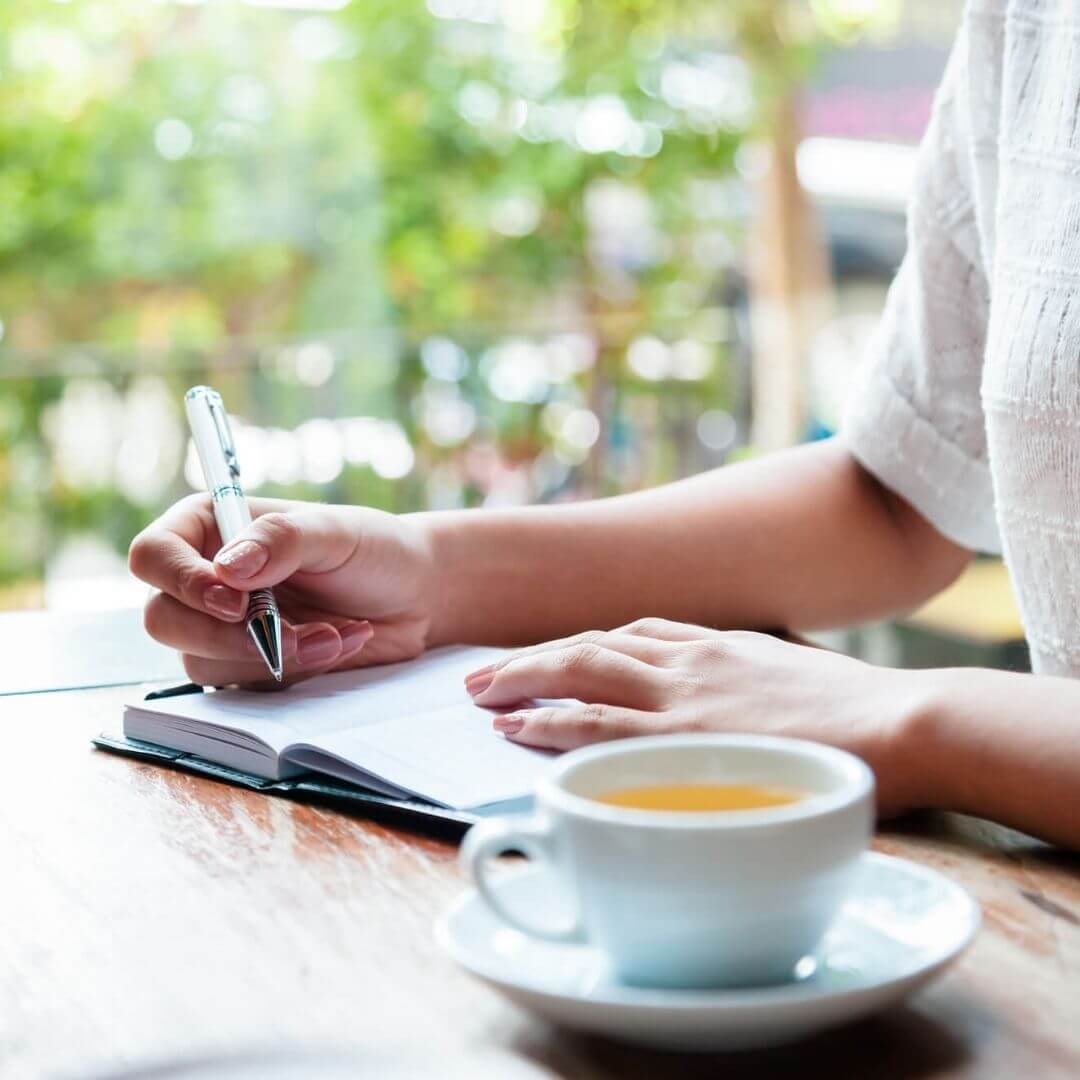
[471,643,666,710]
[476,629,672,675]
[128,494,248,622]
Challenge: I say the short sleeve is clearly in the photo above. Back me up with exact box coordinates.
[842,19,1001,554]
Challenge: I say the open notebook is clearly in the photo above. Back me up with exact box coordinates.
[122,646,554,812]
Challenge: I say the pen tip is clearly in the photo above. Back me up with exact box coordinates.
[246,602,284,684]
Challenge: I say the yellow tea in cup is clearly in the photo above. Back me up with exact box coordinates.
[594,782,804,813]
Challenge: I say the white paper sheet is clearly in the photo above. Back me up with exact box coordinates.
[126,645,555,807]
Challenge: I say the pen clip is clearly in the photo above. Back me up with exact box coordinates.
[206,392,241,480]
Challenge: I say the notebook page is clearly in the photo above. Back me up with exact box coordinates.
[129,645,508,751]
[288,701,554,809]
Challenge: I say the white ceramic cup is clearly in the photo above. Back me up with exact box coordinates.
[460,733,874,989]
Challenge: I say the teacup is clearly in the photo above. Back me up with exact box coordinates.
[460,733,874,989]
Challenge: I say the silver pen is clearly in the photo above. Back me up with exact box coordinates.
[184,385,283,682]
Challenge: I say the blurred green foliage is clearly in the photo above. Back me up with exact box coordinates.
[0,0,872,602]
[0,0,748,351]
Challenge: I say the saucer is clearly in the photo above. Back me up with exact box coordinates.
[435,852,979,1052]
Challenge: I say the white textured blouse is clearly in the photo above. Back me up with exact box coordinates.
[843,0,1080,677]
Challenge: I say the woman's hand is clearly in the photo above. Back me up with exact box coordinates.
[129,495,437,688]
[466,619,925,815]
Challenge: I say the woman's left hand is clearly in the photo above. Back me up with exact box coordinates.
[465,619,924,815]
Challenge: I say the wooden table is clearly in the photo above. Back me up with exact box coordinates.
[2,682,1079,1079]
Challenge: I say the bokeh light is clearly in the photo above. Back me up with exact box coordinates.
[0,0,957,614]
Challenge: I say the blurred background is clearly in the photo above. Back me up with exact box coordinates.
[0,0,1022,666]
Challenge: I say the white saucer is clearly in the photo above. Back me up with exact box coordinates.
[435,852,979,1052]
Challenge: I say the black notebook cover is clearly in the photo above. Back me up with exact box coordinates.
[92,732,478,841]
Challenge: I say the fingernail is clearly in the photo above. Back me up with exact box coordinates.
[466,665,496,695]
[216,540,269,579]
[297,627,341,666]
[204,585,245,620]
[340,621,373,655]
[494,714,525,735]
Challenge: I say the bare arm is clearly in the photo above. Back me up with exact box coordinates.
[130,436,1080,847]
[425,437,972,646]
[905,666,1080,848]
[456,621,1080,849]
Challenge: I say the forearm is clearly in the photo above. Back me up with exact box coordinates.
[422,437,971,646]
[901,667,1080,849]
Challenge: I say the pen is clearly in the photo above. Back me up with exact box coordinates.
[184,385,284,682]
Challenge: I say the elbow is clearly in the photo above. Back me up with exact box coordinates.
[855,460,975,604]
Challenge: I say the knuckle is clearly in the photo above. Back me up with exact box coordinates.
[559,642,603,673]
[578,629,606,648]
[622,617,666,637]
[685,711,712,734]
[661,708,706,735]
[666,672,704,700]
[181,654,208,685]
[257,511,301,548]
[529,708,556,736]
[142,593,169,640]
[686,638,728,664]
[577,702,609,740]
[173,560,204,603]
[652,641,685,667]
[127,530,155,578]
[495,654,526,679]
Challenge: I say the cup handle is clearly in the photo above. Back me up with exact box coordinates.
[460,815,584,944]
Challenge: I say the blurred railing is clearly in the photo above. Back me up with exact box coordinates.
[0,321,746,609]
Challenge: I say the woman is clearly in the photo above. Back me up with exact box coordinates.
[129,4,1080,849]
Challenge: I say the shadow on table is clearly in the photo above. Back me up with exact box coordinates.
[513,1004,970,1079]
[882,809,1080,871]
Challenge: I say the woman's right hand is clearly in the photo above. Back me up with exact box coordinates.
[128,495,438,688]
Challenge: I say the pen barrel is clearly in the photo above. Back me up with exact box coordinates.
[210,489,252,547]
[186,387,239,494]
[185,386,252,547]
[186,384,281,681]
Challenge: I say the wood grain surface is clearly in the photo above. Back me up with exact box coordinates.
[1,683,1078,1079]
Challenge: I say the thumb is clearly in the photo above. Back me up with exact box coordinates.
[213,510,357,589]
